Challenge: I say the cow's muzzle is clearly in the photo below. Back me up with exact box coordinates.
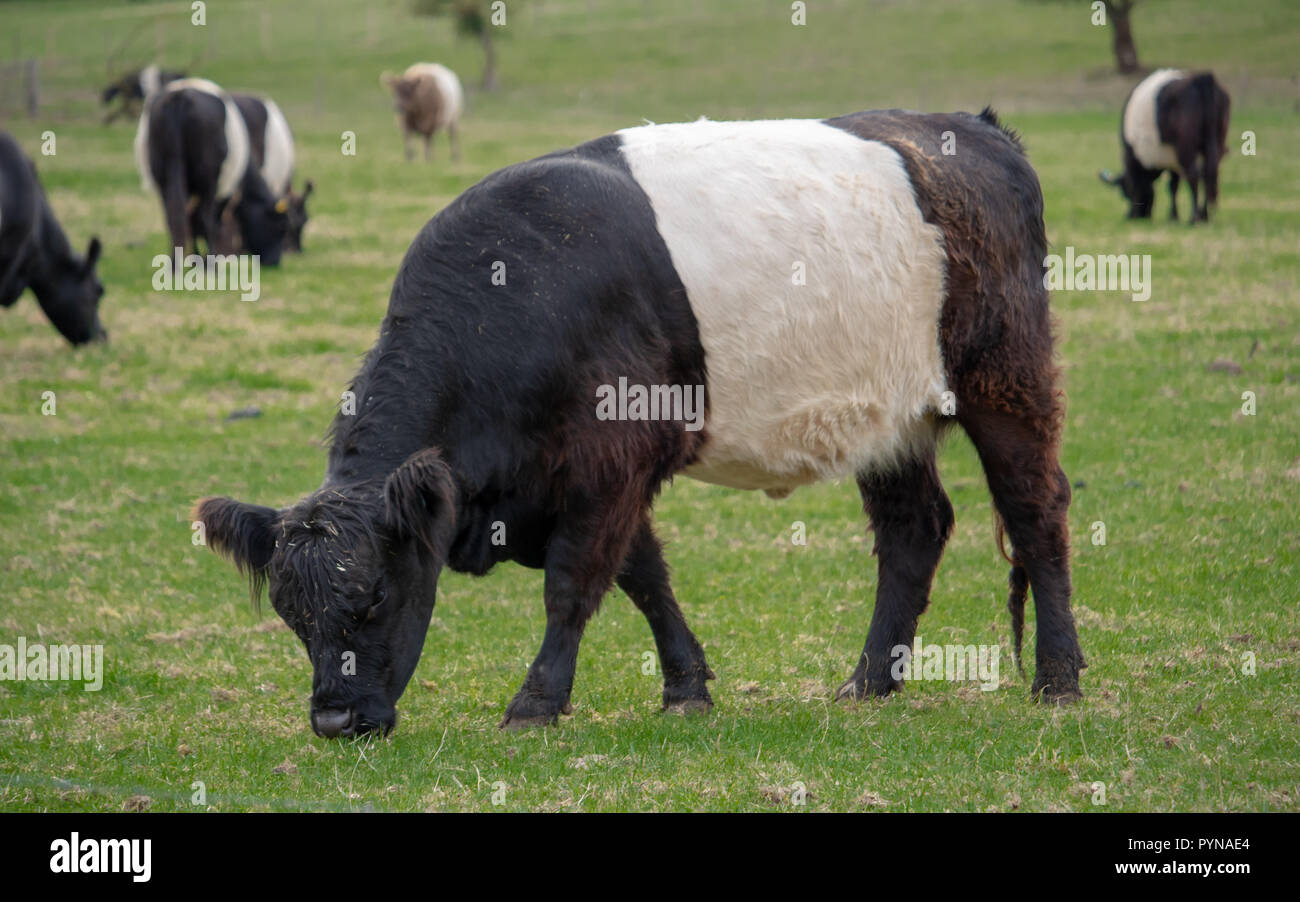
[310,705,396,739]
[311,707,356,738]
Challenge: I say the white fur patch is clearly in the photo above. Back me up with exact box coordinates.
[259,98,295,197]
[139,64,162,98]
[134,77,249,201]
[617,119,949,495]
[1124,68,1187,173]
[133,99,153,193]
[406,62,463,128]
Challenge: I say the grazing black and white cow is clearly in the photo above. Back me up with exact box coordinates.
[1100,68,1230,222]
[0,131,105,345]
[135,78,288,264]
[230,92,311,252]
[101,64,185,124]
[196,109,1084,737]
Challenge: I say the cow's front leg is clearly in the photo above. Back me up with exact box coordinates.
[197,196,226,256]
[500,580,589,727]
[501,494,646,728]
[616,518,714,713]
[836,452,953,700]
[448,122,461,162]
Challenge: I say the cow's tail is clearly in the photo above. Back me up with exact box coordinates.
[1193,73,1225,206]
[994,510,1028,676]
[154,95,192,255]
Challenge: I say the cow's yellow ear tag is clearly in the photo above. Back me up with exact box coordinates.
[275,198,289,213]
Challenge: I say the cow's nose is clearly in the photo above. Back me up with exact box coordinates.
[311,708,354,739]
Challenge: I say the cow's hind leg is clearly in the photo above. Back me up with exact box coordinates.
[1167,171,1181,221]
[617,518,714,713]
[960,404,1084,702]
[1126,167,1158,219]
[501,486,649,729]
[1177,147,1206,222]
[836,451,953,700]
[200,195,227,256]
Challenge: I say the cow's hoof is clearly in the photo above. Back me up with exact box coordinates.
[1031,655,1084,704]
[1033,686,1084,705]
[1031,673,1083,705]
[834,677,866,701]
[499,694,571,729]
[663,697,713,715]
[499,711,560,730]
[836,674,897,701]
[663,676,714,714]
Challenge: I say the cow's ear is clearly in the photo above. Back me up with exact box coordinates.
[82,237,102,275]
[384,449,457,560]
[193,497,280,603]
[302,179,314,199]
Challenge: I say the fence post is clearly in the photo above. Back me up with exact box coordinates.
[25,59,39,117]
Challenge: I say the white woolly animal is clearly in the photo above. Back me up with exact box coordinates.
[404,63,463,130]
[1123,68,1187,173]
[134,78,250,201]
[617,118,949,498]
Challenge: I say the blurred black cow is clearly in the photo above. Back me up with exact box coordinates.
[101,64,185,124]
[0,131,105,345]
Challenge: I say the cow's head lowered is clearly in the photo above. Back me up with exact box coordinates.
[195,449,456,738]
[282,179,313,253]
[232,185,289,267]
[1097,168,1133,202]
[381,70,420,115]
[40,236,107,346]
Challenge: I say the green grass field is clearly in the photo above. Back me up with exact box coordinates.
[0,0,1296,812]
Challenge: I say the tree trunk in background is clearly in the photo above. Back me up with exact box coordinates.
[1108,2,1140,73]
[481,27,497,91]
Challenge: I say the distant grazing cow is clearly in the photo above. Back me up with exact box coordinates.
[0,131,105,345]
[196,109,1084,738]
[231,92,311,252]
[135,78,288,264]
[381,63,463,162]
[1100,68,1230,222]
[101,64,185,124]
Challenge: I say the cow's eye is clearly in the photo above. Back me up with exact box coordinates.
[366,586,388,622]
